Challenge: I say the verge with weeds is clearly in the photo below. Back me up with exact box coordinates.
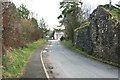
[2,39,48,78]
[61,40,120,68]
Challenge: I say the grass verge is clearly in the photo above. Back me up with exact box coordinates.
[61,40,120,68]
[2,39,48,78]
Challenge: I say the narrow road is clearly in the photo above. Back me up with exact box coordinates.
[43,40,119,78]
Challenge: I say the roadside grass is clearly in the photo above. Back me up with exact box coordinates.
[2,39,48,78]
[61,40,120,68]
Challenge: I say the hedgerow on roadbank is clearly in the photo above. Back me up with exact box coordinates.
[2,39,48,78]
[2,2,49,54]
[61,40,120,68]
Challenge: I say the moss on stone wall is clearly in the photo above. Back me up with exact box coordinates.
[74,4,120,65]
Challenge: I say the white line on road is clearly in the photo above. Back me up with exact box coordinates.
[40,50,50,79]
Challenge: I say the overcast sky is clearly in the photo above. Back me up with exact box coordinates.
[10,0,119,30]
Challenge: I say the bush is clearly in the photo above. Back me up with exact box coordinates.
[2,2,43,54]
[60,36,65,41]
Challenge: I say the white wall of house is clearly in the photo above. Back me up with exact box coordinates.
[54,31,64,40]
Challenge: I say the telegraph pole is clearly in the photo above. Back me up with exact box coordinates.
[109,0,112,8]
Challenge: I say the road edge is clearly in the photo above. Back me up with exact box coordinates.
[40,50,50,79]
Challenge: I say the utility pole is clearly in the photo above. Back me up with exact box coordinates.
[109,0,112,8]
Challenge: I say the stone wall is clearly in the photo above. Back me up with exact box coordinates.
[0,1,3,55]
[74,21,93,54]
[74,5,120,64]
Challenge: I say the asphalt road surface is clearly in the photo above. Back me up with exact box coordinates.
[43,40,119,78]
[22,48,46,78]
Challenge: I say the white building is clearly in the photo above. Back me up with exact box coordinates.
[54,31,64,40]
